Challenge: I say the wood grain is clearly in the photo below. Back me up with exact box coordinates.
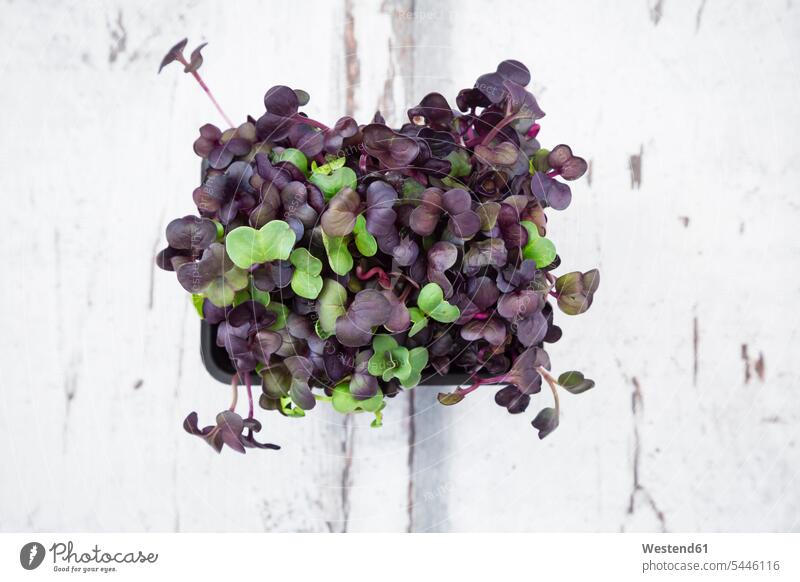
[0,0,798,532]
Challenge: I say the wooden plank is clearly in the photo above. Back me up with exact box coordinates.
[1,0,799,533]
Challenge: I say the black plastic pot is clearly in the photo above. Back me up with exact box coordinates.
[200,321,468,386]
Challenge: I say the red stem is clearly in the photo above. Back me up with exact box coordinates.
[546,169,559,178]
[356,265,391,288]
[480,114,523,146]
[356,265,386,281]
[292,114,329,131]
[399,285,412,303]
[452,373,511,399]
[175,54,235,128]
[245,374,254,419]
[229,373,240,411]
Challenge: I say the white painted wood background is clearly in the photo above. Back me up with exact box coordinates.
[1,0,798,532]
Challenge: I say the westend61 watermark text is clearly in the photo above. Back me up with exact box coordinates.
[38,541,158,574]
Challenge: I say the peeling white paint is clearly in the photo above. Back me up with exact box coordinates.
[0,0,798,532]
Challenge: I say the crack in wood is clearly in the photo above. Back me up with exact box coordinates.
[754,352,765,381]
[629,145,643,189]
[107,10,127,64]
[695,0,708,32]
[344,0,359,118]
[649,0,665,26]
[340,415,355,532]
[742,344,751,383]
[626,376,667,531]
[406,391,416,532]
[741,344,764,383]
[693,314,699,386]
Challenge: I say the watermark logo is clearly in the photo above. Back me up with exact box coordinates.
[20,542,46,570]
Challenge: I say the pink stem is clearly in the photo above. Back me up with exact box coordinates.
[546,169,559,178]
[526,123,541,139]
[245,374,254,419]
[356,265,391,289]
[453,373,511,398]
[229,373,240,411]
[176,55,235,128]
[549,290,559,299]
[356,265,386,281]
[471,311,492,320]
[480,114,523,146]
[292,114,329,131]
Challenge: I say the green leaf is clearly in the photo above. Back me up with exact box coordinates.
[212,220,225,241]
[417,283,444,314]
[280,396,306,417]
[261,366,291,398]
[402,178,425,200]
[408,307,429,337]
[191,294,205,318]
[331,382,384,414]
[318,279,347,334]
[428,302,460,323]
[532,148,551,173]
[314,319,333,339]
[225,220,296,269]
[311,156,346,175]
[232,288,250,306]
[203,252,249,307]
[309,166,357,200]
[322,231,353,276]
[476,202,501,231]
[290,248,323,276]
[372,334,398,355]
[557,371,596,394]
[265,302,289,330]
[368,335,400,378]
[416,282,460,323]
[353,215,377,257]
[204,279,235,307]
[554,270,599,316]
[370,406,385,428]
[289,248,324,299]
[400,347,429,388]
[555,272,583,296]
[387,346,411,382]
[248,279,271,307]
[437,391,464,406]
[521,221,556,268]
[446,148,472,178]
[358,391,385,413]
[409,317,429,337]
[273,148,308,175]
[557,294,591,316]
[583,269,600,294]
[291,270,323,299]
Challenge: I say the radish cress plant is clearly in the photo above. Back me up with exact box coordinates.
[156,39,599,453]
